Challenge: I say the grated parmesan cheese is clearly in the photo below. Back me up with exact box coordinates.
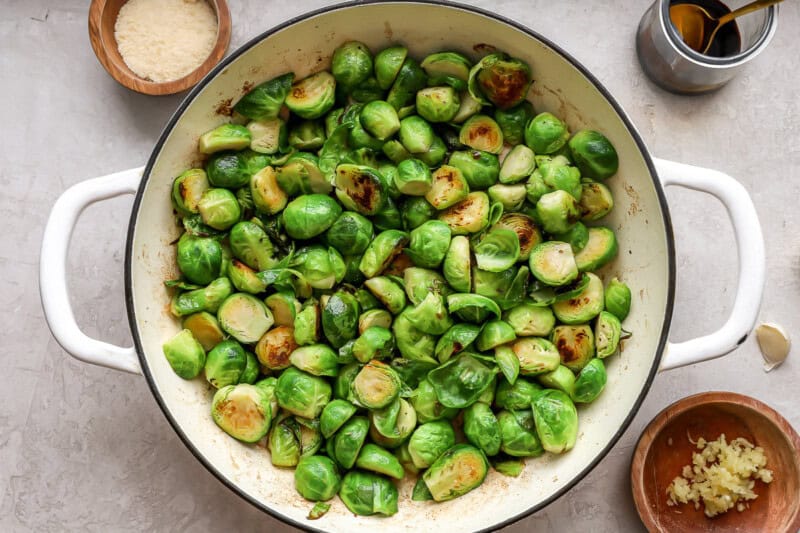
[115,0,218,83]
[666,433,773,517]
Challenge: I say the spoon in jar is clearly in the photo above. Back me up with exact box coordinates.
[670,0,783,54]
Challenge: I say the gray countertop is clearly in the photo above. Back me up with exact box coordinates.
[3,0,798,531]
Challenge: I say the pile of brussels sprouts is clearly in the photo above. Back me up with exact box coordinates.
[162,40,633,519]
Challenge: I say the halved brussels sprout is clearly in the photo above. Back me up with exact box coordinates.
[538,163,582,202]
[536,190,581,235]
[182,312,224,352]
[297,417,323,459]
[228,221,276,271]
[524,112,570,155]
[358,309,393,334]
[408,420,456,469]
[595,310,622,358]
[398,116,434,154]
[290,344,339,377]
[425,165,470,210]
[475,320,516,352]
[269,417,301,467]
[372,196,404,231]
[428,352,496,408]
[421,51,471,82]
[264,293,301,327]
[459,115,504,154]
[172,169,209,216]
[206,152,250,189]
[503,301,556,337]
[473,228,520,272]
[359,229,409,278]
[472,265,529,312]
[205,339,246,388]
[211,383,273,442]
[325,211,373,256]
[403,267,452,306]
[532,389,579,453]
[411,378,458,423]
[451,91,483,124]
[417,86,460,123]
[370,397,417,447]
[488,184,526,211]
[217,293,273,344]
[463,402,501,456]
[494,101,534,146]
[352,327,395,363]
[525,171,551,204]
[493,213,542,261]
[293,246,345,291]
[320,399,357,439]
[176,234,223,286]
[537,364,576,396]
[552,324,595,372]
[360,100,400,141]
[246,118,287,155]
[438,191,491,235]
[363,276,406,315]
[529,241,579,286]
[275,367,331,419]
[512,337,560,376]
[441,235,472,293]
[355,443,404,479]
[322,291,360,349]
[198,188,241,230]
[552,221,590,253]
[332,41,373,90]
[170,277,233,317]
[276,152,332,195]
[447,293,502,323]
[552,272,604,324]
[572,358,607,403]
[294,455,341,501]
[448,150,500,190]
[494,378,542,411]
[339,470,398,516]
[435,323,480,364]
[579,182,614,221]
[282,194,342,240]
[404,292,453,335]
[405,220,451,269]
[392,310,437,364]
[285,71,336,120]
[382,139,412,164]
[375,45,408,89]
[334,416,370,469]
[288,120,325,151]
[604,277,631,321]
[401,196,436,229]
[352,360,402,409]
[499,144,535,184]
[255,325,297,370]
[468,53,532,109]
[497,409,544,457]
[574,226,618,272]
[423,444,489,502]
[568,130,619,180]
[239,351,260,384]
[249,166,287,215]
[418,135,447,168]
[162,329,206,379]
[395,158,432,196]
[386,57,427,111]
[233,72,293,120]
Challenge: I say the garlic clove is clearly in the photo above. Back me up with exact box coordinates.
[755,323,790,372]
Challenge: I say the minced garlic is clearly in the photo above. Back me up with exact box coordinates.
[115,0,218,83]
[666,433,773,517]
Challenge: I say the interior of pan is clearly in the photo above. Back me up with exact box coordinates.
[125,1,675,531]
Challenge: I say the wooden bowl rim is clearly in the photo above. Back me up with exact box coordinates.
[631,391,800,532]
[88,0,232,96]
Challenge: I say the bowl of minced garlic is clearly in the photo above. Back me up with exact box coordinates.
[631,392,800,532]
[88,0,231,95]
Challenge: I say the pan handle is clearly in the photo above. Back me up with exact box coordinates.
[654,157,765,371]
[40,167,144,375]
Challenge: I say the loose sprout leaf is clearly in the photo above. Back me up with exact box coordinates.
[182,214,226,238]
[473,228,520,272]
[307,502,331,520]
[427,352,498,409]
[412,476,434,501]
[492,457,525,477]
[495,346,520,385]
[164,279,203,290]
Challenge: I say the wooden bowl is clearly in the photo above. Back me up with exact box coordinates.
[88,0,231,95]
[631,392,800,532]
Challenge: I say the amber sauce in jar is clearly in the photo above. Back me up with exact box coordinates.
[669,0,742,57]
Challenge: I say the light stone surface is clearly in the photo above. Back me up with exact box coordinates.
[2,0,798,531]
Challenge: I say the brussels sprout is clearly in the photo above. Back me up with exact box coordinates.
[441,235,472,293]
[254,325,296,371]
[416,86,460,123]
[170,277,233,317]
[370,397,417,448]
[402,220,450,269]
[176,234,222,286]
[206,152,251,189]
[595,310,622,359]
[536,190,580,235]
[528,241,579,287]
[487,184,526,211]
[217,293,274,344]
[339,470,398,516]
[604,278,631,321]
[372,197,404,231]
[363,277,406,315]
[359,229,409,278]
[421,51,471,83]
[293,301,321,347]
[475,320,516,352]
[435,323,480,364]
[228,221,276,271]
[448,150,500,190]
[324,212,372,256]
[290,246,339,290]
[494,378,542,411]
[417,137,448,168]
[428,352,496,409]
[537,364,576,396]
[403,267,452,306]
[458,115,504,154]
[572,358,607,403]
[382,139,412,164]
[352,327,395,363]
[408,420,456,469]
[352,444,404,480]
[525,172,551,205]
[276,153,331,196]
[574,226,618,272]
[577,183,613,222]
[447,91,480,125]
[240,149,272,176]
[374,45,407,89]
[254,375,279,409]
[494,101,534,146]
[245,118,286,155]
[392,310,437,363]
[524,112,570,155]
[296,417,324,459]
[422,444,489,502]
[329,362,358,400]
[288,119,325,151]
[399,196,435,230]
[386,58,427,110]
[239,351,260,384]
[276,367,331,419]
[263,293,299,328]
[333,416,370,469]
[532,389,578,453]
[404,292,453,335]
[422,166,469,212]
[395,441,419,474]
[463,402,502,456]
[537,166,582,204]
[284,71,336,120]
[568,130,619,180]
[552,221,590,254]
[495,409,543,458]
[410,378,458,423]
[331,41,373,90]
[248,166,287,216]
[281,194,342,240]
[269,417,301,467]
[320,399,357,439]
[473,228,520,272]
[172,169,210,216]
[552,324,595,372]
[358,309,393,335]
[205,339,246,388]
[468,53,532,109]
[293,455,341,502]
[398,116,434,154]
[447,293,501,324]
[512,337,561,376]
[552,272,604,325]
[438,191,491,235]
[491,215,539,263]
[162,329,206,379]
[504,301,556,337]
[498,145,534,184]
[197,188,241,231]
[351,360,401,409]
[234,72,293,120]
[182,312,224,351]
[225,259,264,295]
[492,457,525,477]
[211,383,273,442]
[352,289,378,313]
[354,101,397,142]
[288,344,339,377]
[472,265,529,311]
[393,158,431,197]
[321,291,360,349]
[349,75,382,103]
